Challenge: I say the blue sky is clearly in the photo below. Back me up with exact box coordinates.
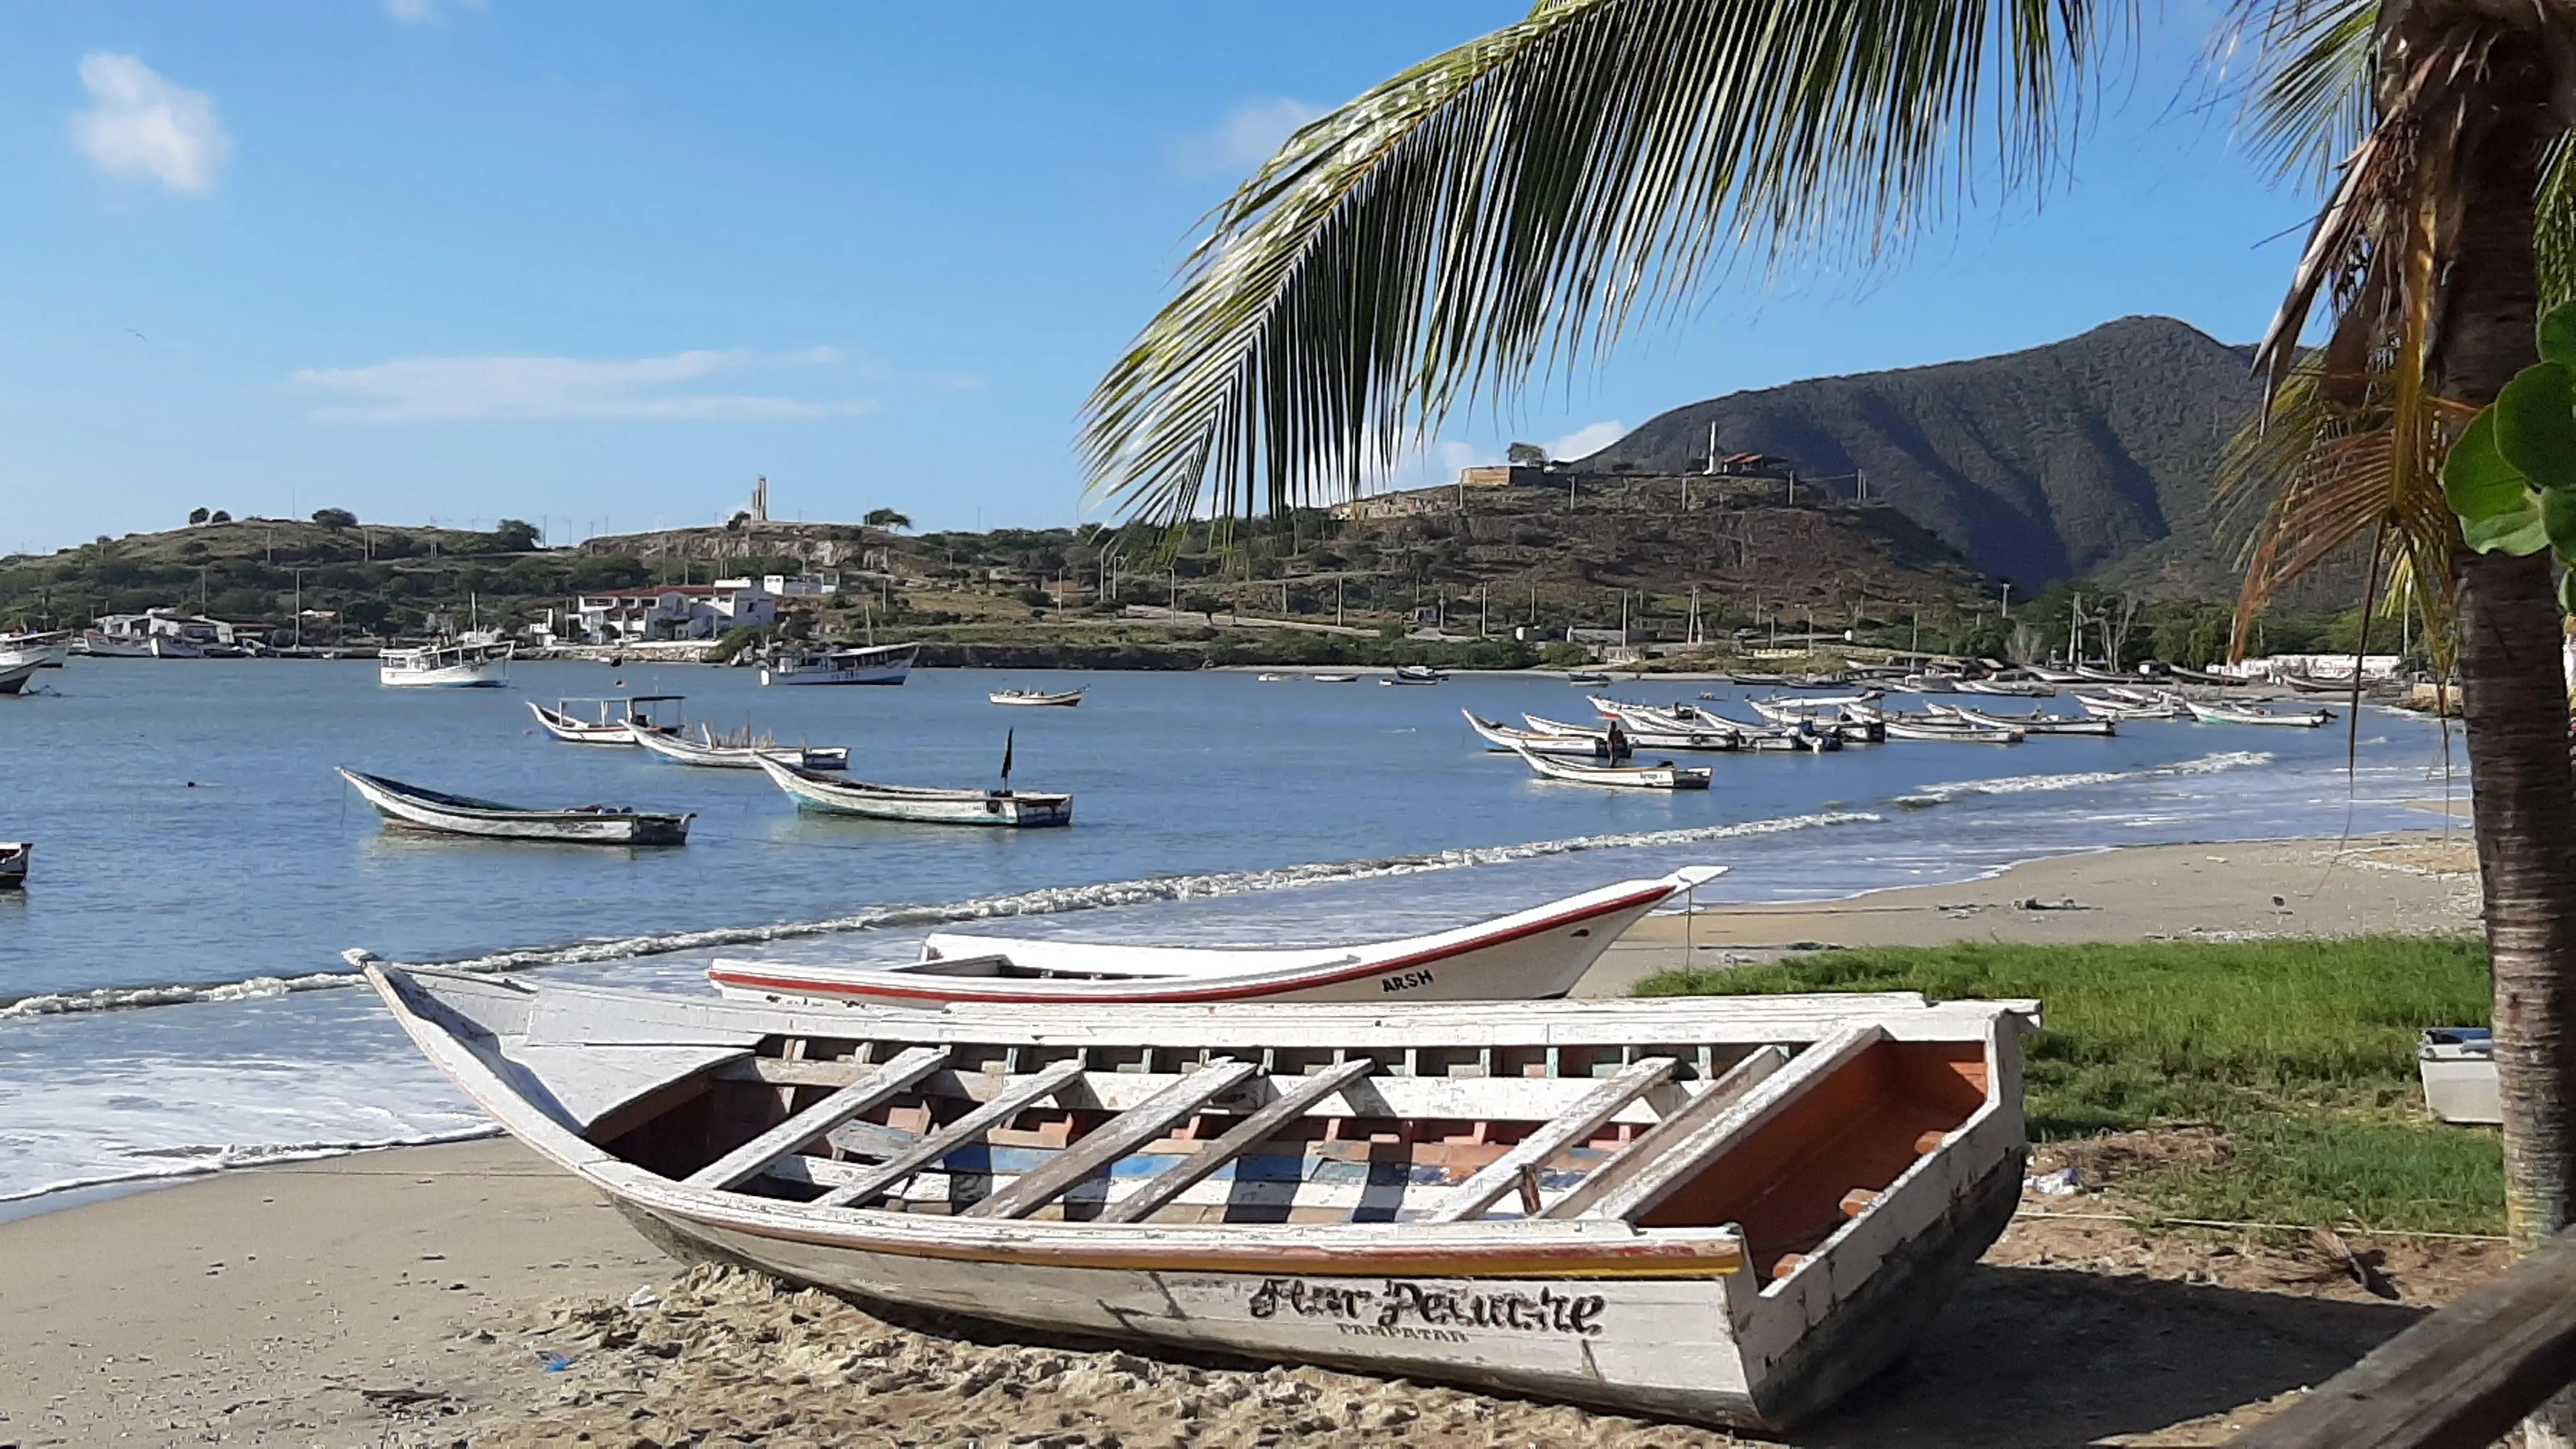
[0,1,2317,556]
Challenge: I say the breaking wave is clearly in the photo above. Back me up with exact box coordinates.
[1,809,1880,1020]
[0,1125,503,1208]
[1897,751,2274,808]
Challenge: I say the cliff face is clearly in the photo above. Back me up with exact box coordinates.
[1582,317,2266,594]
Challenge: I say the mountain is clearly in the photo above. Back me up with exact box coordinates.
[1578,317,2267,595]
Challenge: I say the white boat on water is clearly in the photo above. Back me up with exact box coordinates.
[1513,744,1712,790]
[762,642,919,687]
[335,767,694,845]
[712,866,1726,1008]
[528,695,686,746]
[363,965,2037,1430]
[0,659,41,696]
[0,841,27,887]
[634,723,849,772]
[2073,691,2184,721]
[1310,673,1359,683]
[1463,710,1631,759]
[1925,703,2117,737]
[150,635,205,661]
[1877,715,2023,744]
[0,631,72,670]
[756,755,1073,827]
[380,639,512,688]
[1524,712,1743,753]
[2185,700,2331,728]
[990,687,1085,708]
[75,631,154,659]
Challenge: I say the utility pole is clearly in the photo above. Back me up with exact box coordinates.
[1478,584,1488,640]
[1706,420,1718,475]
[2001,582,2012,619]
[293,569,303,649]
[1857,468,1868,503]
[1336,576,1344,628]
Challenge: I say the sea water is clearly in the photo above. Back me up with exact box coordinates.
[0,660,2459,1206]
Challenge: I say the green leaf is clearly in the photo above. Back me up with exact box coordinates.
[2560,566,2576,616]
[2546,486,2576,558]
[2543,301,2576,367]
[2462,494,2551,555]
[2495,361,2576,490]
[2445,411,2533,519]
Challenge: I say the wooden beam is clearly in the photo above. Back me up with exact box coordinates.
[682,1045,949,1191]
[2227,1226,2576,1449]
[1096,1058,1376,1225]
[962,1058,1257,1220]
[810,1059,1088,1209]
[1421,1057,1680,1224]
[1538,1046,1788,1220]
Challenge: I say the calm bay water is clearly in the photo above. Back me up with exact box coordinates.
[0,658,2458,1206]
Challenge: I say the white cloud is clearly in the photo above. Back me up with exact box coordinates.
[1168,97,1322,178]
[71,53,232,194]
[387,0,484,22]
[1546,420,1627,460]
[291,349,876,423]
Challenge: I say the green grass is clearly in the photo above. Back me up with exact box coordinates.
[1637,937,2504,1234]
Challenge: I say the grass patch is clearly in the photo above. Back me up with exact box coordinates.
[1637,937,2503,1234]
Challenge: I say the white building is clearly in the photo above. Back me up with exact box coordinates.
[576,579,781,644]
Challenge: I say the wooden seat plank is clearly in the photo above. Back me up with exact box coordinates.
[683,1045,949,1191]
[1540,1046,1790,1220]
[1421,1057,1678,1224]
[811,1059,1089,1209]
[962,1059,1257,1220]
[1098,1058,1377,1225]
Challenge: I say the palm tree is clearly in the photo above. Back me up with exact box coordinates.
[1085,0,2575,1417]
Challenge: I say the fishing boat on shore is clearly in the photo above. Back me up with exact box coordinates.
[2184,700,2332,728]
[1924,703,2117,737]
[760,642,919,687]
[1512,744,1712,790]
[0,841,27,887]
[364,965,2037,1430]
[634,723,850,772]
[712,866,1726,1009]
[380,639,512,688]
[990,687,1086,708]
[756,753,1072,827]
[335,767,694,845]
[528,695,686,746]
[1463,710,1632,759]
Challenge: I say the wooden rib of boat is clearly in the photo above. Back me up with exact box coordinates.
[380,640,512,688]
[2184,700,2331,728]
[756,755,1073,827]
[634,723,849,772]
[1924,703,2117,737]
[364,964,2037,1430]
[1464,710,1630,760]
[528,695,686,746]
[712,867,1728,1009]
[760,642,919,687]
[1512,744,1712,790]
[335,767,693,845]
[990,688,1086,708]
[0,841,27,888]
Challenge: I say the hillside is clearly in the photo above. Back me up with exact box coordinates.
[1583,316,2267,595]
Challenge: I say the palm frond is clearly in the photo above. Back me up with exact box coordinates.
[2210,0,2378,189]
[2540,132,2576,311]
[1083,0,2112,523]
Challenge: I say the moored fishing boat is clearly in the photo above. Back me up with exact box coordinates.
[150,634,206,660]
[0,631,73,670]
[1954,678,2055,698]
[761,641,919,687]
[334,767,693,845]
[2073,691,2184,721]
[990,687,1086,707]
[0,840,27,887]
[1925,703,2117,737]
[1381,665,1446,686]
[1512,744,1712,789]
[1463,710,1630,759]
[634,723,850,772]
[713,866,1726,1008]
[74,631,154,659]
[1523,712,1742,753]
[380,639,512,688]
[528,695,686,746]
[1877,714,2023,744]
[2184,699,2332,728]
[1310,673,1358,684]
[756,754,1073,827]
[364,965,2037,1430]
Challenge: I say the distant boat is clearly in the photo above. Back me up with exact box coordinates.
[528,695,686,746]
[2184,700,2331,728]
[711,866,1728,1008]
[1310,673,1359,683]
[150,635,206,661]
[380,640,512,688]
[1511,744,1712,790]
[75,631,153,659]
[1955,679,2055,698]
[0,841,26,888]
[1382,666,1446,686]
[1876,713,2024,744]
[1926,702,2117,737]
[335,767,693,845]
[1566,670,1613,685]
[760,642,919,687]
[1523,712,1744,753]
[1462,710,1632,759]
[0,631,72,670]
[756,755,1073,827]
[634,723,849,772]
[1255,673,1287,682]
[990,688,1085,708]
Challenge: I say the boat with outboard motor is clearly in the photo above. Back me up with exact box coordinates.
[991,688,1087,708]
[335,767,693,845]
[633,723,850,771]
[756,754,1072,827]
[0,840,27,887]
[528,695,686,746]
[1512,744,1712,789]
[1924,703,2117,737]
[2184,700,2332,728]
[1464,710,1632,759]
[761,642,919,687]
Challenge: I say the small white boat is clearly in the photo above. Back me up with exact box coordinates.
[757,755,1072,827]
[1524,712,1742,753]
[1925,703,2116,737]
[761,642,919,687]
[528,695,686,746]
[2184,700,2331,728]
[364,964,2037,1431]
[1310,673,1359,683]
[2073,692,2184,721]
[0,841,27,888]
[381,640,512,688]
[1463,710,1631,759]
[990,687,1086,708]
[1256,673,1288,682]
[1878,716,2023,744]
[634,723,849,772]
[335,767,693,845]
[1513,744,1712,790]
[712,866,1726,1008]
[1381,666,1446,686]
[1954,679,2055,698]
[0,659,40,696]
[75,631,154,659]
[0,631,73,670]
[150,635,206,660]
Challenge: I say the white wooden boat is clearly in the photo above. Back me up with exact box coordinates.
[75,630,154,659]
[1926,703,2117,737]
[2073,692,2184,721]
[380,640,512,688]
[0,841,27,888]
[0,631,72,669]
[990,687,1085,708]
[757,755,1073,827]
[1311,673,1359,683]
[1954,679,2055,698]
[363,963,2037,1430]
[1877,715,2023,744]
[2184,700,2331,728]
[528,695,686,746]
[150,634,205,660]
[1513,744,1712,790]
[1523,712,1742,753]
[761,642,919,687]
[711,866,1727,1008]
[0,659,39,696]
[2418,1029,2500,1124]
[634,723,850,772]
[335,767,693,845]
[1463,710,1630,759]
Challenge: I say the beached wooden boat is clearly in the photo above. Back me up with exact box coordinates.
[756,755,1073,827]
[364,964,2037,1429]
[1513,744,1712,790]
[711,866,1726,1008]
[0,841,27,888]
[1925,703,2117,737]
[990,688,1086,708]
[335,767,694,845]
[634,723,850,772]
[528,695,686,746]
[381,639,512,687]
[761,642,919,687]
[2184,700,2331,728]
[1463,710,1630,759]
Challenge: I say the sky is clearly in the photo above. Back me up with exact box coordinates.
[0,1,2320,557]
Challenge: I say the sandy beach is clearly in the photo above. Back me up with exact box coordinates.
[0,829,2490,1448]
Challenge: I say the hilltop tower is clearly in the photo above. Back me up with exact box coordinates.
[750,475,769,523]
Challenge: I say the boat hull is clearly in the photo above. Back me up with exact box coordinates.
[634,726,846,771]
[0,841,26,887]
[383,663,510,687]
[337,768,692,845]
[0,661,38,695]
[758,756,1071,826]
